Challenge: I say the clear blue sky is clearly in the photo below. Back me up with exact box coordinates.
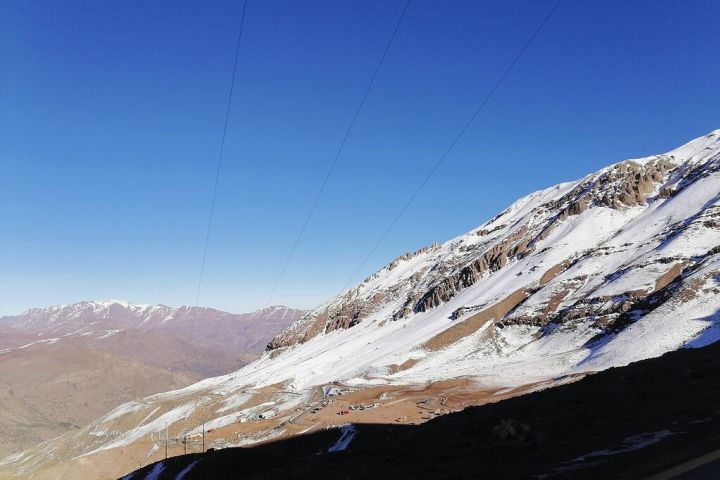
[1,0,718,315]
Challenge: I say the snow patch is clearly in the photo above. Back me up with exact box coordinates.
[144,461,164,480]
[175,461,199,480]
[327,425,357,453]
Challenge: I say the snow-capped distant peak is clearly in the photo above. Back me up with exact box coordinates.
[1,301,305,335]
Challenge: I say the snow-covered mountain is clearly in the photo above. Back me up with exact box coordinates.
[4,131,720,480]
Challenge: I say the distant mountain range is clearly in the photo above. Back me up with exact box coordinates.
[0,301,304,458]
[2,300,304,358]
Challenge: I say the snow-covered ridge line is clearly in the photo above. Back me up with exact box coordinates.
[269,129,720,350]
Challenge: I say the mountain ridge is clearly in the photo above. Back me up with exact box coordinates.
[2,300,301,330]
[268,129,720,351]
[1,301,306,356]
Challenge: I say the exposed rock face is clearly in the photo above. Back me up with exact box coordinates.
[408,227,530,316]
[268,131,720,350]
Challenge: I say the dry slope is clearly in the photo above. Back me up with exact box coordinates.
[0,302,304,458]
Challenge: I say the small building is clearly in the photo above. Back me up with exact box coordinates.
[322,385,343,397]
[258,410,276,420]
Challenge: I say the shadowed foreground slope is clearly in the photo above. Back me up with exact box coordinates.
[124,339,720,480]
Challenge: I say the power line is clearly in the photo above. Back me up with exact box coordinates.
[343,0,564,290]
[263,0,412,308]
[185,0,248,356]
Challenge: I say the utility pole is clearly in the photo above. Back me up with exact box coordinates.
[202,422,206,452]
[184,433,187,455]
[165,422,168,460]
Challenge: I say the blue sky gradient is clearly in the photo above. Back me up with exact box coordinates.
[1,0,718,315]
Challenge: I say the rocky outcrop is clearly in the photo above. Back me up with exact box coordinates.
[388,243,440,271]
[599,158,675,207]
[267,290,389,349]
[400,227,530,319]
[401,157,677,322]
[503,248,718,336]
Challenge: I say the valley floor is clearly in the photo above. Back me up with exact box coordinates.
[121,340,720,479]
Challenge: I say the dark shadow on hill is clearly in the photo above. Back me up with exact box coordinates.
[684,310,720,349]
[122,340,720,480]
[656,190,720,250]
[575,330,617,368]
